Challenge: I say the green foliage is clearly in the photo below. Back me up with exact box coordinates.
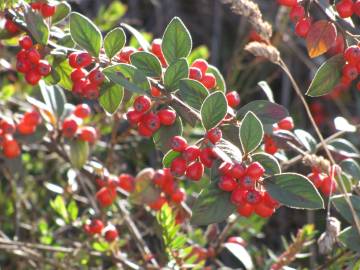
[99,82,124,114]
[164,58,189,91]
[131,51,162,78]
[24,6,49,45]
[239,111,264,155]
[104,27,126,60]
[201,91,227,130]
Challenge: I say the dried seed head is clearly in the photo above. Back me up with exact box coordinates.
[317,217,341,254]
[245,42,280,64]
[302,154,331,174]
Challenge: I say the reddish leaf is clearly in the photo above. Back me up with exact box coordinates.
[306,20,337,58]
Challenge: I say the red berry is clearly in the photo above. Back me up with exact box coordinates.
[19,36,33,50]
[74,104,91,119]
[277,116,294,130]
[104,228,118,242]
[118,173,135,192]
[328,34,345,55]
[153,169,168,188]
[219,162,233,176]
[354,0,360,15]
[126,109,143,124]
[23,110,41,126]
[185,161,204,181]
[171,136,188,152]
[246,162,265,180]
[227,236,247,246]
[151,86,162,97]
[30,2,43,10]
[342,63,358,80]
[290,4,305,22]
[71,68,87,82]
[307,172,325,188]
[263,192,279,208]
[148,196,166,211]
[62,117,78,138]
[171,188,186,203]
[201,73,216,90]
[27,48,41,64]
[137,122,153,137]
[162,177,176,195]
[134,95,151,113]
[157,109,176,126]
[16,59,31,73]
[118,46,136,63]
[107,175,120,189]
[218,175,238,191]
[239,175,255,189]
[0,119,16,134]
[72,78,87,95]
[5,19,19,34]
[276,0,297,7]
[142,112,160,132]
[2,136,21,159]
[191,59,208,76]
[25,70,41,85]
[182,145,200,162]
[88,68,105,85]
[37,60,51,76]
[344,45,360,64]
[17,121,36,135]
[151,38,164,58]
[231,188,246,205]
[226,91,241,108]
[189,67,202,81]
[320,176,337,196]
[199,147,216,168]
[68,52,79,68]
[96,187,116,207]
[254,202,274,218]
[41,4,56,17]
[237,203,254,217]
[295,17,311,38]
[206,127,222,144]
[170,157,187,176]
[244,189,262,205]
[79,126,97,143]
[70,52,92,68]
[336,0,354,18]
[231,163,246,179]
[83,82,99,100]
[87,219,104,235]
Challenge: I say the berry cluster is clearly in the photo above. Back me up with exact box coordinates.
[0,109,42,159]
[83,219,119,243]
[4,19,20,34]
[16,35,52,85]
[126,95,177,137]
[189,59,216,90]
[335,0,360,19]
[218,161,279,218]
[264,116,294,155]
[69,52,105,99]
[61,104,98,143]
[307,167,337,197]
[96,173,135,207]
[30,1,56,18]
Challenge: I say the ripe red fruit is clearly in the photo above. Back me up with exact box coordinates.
[126,109,143,124]
[239,175,255,189]
[206,127,222,144]
[71,68,87,82]
[290,4,305,22]
[162,178,176,195]
[191,59,208,76]
[83,82,99,99]
[227,236,247,246]
[226,91,241,108]
[70,52,92,68]
[0,119,16,134]
[170,157,187,176]
[104,228,118,242]
[2,137,21,158]
[199,147,216,168]
[354,0,360,15]
[237,203,254,217]
[41,4,56,17]
[142,112,160,132]
[345,46,360,64]
[277,116,294,130]
[157,109,176,126]
[295,17,311,38]
[88,68,105,85]
[244,189,262,205]
[201,73,216,90]
[17,121,36,135]
[27,48,41,64]
[189,67,203,81]
[254,202,274,218]
[25,70,41,85]
[264,135,278,154]
[5,19,19,34]
[276,0,297,7]
[118,46,136,63]
[148,196,166,211]
[151,38,163,58]
[342,63,358,80]
[246,162,265,180]
[231,188,246,205]
[62,117,78,138]
[218,175,238,191]
[137,122,153,137]
[153,169,166,187]
[19,36,33,50]
[171,188,186,203]
[30,2,43,10]
[72,78,87,95]
[74,104,91,119]
[219,162,233,176]
[182,145,200,162]
[96,187,117,207]
[23,110,41,126]
[171,136,188,152]
[185,161,204,181]
[307,172,325,188]
[231,163,246,179]
[328,34,345,55]
[336,0,354,18]
[320,176,337,196]
[87,219,104,234]
[79,127,97,143]
[118,173,135,192]
[37,60,51,76]
[263,192,279,208]
[134,95,151,113]
[16,59,31,73]
[150,86,162,97]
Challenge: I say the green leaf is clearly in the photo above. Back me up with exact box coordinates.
[339,226,360,252]
[104,27,126,60]
[130,169,161,205]
[92,241,110,252]
[95,1,127,31]
[15,125,47,145]
[213,139,242,164]
[332,194,360,224]
[236,100,288,125]
[263,173,324,209]
[162,17,192,64]
[164,58,189,92]
[24,7,49,45]
[50,195,69,223]
[121,23,150,51]
[52,1,71,24]
[99,83,124,114]
[294,129,317,153]
[70,12,103,57]
[340,158,360,181]
[67,200,78,222]
[328,138,360,158]
[103,64,150,94]
[201,91,227,130]
[251,152,281,175]
[207,65,226,92]
[220,124,242,149]
[239,111,263,154]
[306,54,345,97]
[50,58,73,90]
[162,150,181,168]
[130,51,162,78]
[153,117,183,153]
[177,78,208,110]
[40,82,66,120]
[69,140,89,169]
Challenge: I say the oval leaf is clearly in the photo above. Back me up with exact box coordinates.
[164,58,189,92]
[340,158,360,181]
[70,12,103,57]
[69,140,89,169]
[178,78,208,110]
[201,91,227,130]
[153,117,183,153]
[52,1,71,24]
[251,152,281,175]
[339,226,360,253]
[104,27,126,60]
[263,173,324,209]
[332,194,360,224]
[24,7,49,45]
[131,51,162,78]
[99,83,124,114]
[240,111,263,154]
[306,20,337,58]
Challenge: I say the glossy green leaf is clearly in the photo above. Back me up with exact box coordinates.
[67,200,78,222]
[239,111,263,154]
[201,91,227,130]
[251,152,281,175]
[24,7,49,45]
[177,78,208,110]
[213,139,242,164]
[340,158,360,181]
[104,27,126,59]
[52,1,71,24]
[332,194,360,224]
[339,226,360,252]
[153,117,183,153]
[40,82,66,120]
[263,173,324,209]
[328,138,360,158]
[70,12,102,56]
[50,58,73,90]
[294,129,317,153]
[164,58,189,92]
[69,140,89,169]
[130,51,162,78]
[220,124,242,149]
[99,83,124,114]
[50,196,69,223]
